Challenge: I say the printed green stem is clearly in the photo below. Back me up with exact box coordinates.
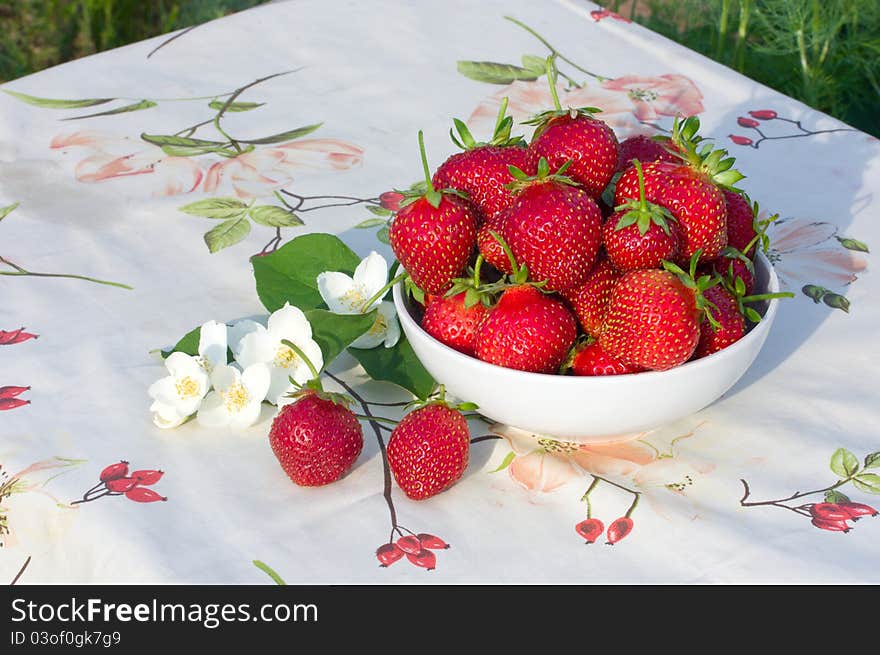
[0,256,132,290]
[253,560,286,585]
[10,556,30,586]
[280,339,320,379]
[504,15,606,82]
[580,477,601,519]
[361,272,407,312]
[740,475,855,509]
[624,492,641,518]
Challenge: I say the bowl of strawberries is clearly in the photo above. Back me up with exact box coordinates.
[388,83,790,443]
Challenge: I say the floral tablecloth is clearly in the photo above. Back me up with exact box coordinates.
[2,0,878,585]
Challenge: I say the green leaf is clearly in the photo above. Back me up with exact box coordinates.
[830,447,860,478]
[204,217,251,253]
[0,202,19,222]
[179,197,249,219]
[864,452,880,470]
[458,402,479,411]
[62,99,157,121]
[836,236,869,253]
[456,60,541,84]
[160,326,200,358]
[824,489,851,504]
[141,133,224,148]
[521,54,547,74]
[305,309,376,366]
[239,123,323,145]
[349,336,435,399]
[1,88,114,109]
[249,205,304,227]
[251,233,361,312]
[367,205,392,217]
[490,451,516,473]
[377,226,390,245]
[852,473,880,494]
[355,218,386,229]
[822,292,850,313]
[209,100,265,112]
[801,284,828,303]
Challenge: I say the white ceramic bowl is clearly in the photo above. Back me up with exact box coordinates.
[393,251,780,443]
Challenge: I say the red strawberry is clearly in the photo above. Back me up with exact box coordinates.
[572,341,642,376]
[432,102,533,220]
[477,208,514,275]
[503,160,602,291]
[617,134,680,172]
[421,292,488,357]
[389,131,480,295]
[559,256,619,337]
[387,403,470,500]
[693,285,745,358]
[269,391,363,487]
[710,252,754,295]
[599,268,705,370]
[603,160,682,272]
[723,190,757,256]
[475,285,577,373]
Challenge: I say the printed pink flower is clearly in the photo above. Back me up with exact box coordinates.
[765,217,868,288]
[203,139,363,199]
[601,74,704,121]
[591,8,632,23]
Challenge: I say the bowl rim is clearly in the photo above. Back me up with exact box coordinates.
[393,250,781,385]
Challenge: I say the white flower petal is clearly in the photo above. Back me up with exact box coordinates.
[228,399,264,429]
[148,376,179,404]
[153,410,187,429]
[266,366,297,405]
[317,271,359,314]
[196,392,229,428]
[198,320,228,369]
[350,301,399,349]
[210,364,240,393]
[228,319,264,358]
[350,330,385,349]
[353,251,389,303]
[165,352,203,378]
[236,329,276,369]
[380,302,401,348]
[241,363,271,403]
[267,302,313,341]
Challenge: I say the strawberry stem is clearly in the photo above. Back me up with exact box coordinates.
[472,254,485,288]
[280,339,320,380]
[494,97,510,135]
[545,55,563,112]
[417,130,442,208]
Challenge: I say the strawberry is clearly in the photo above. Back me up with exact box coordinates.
[387,403,470,500]
[475,285,577,373]
[559,256,619,337]
[477,208,514,274]
[389,131,479,295]
[523,56,619,197]
[603,160,682,272]
[693,285,745,358]
[599,260,715,370]
[503,159,602,291]
[571,341,642,376]
[709,250,755,295]
[421,291,488,357]
[432,99,533,221]
[723,189,757,256]
[269,391,363,487]
[617,134,681,172]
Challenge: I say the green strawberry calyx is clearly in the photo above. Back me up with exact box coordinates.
[662,250,723,330]
[279,345,354,407]
[450,97,527,150]
[505,156,578,194]
[714,253,794,324]
[397,130,472,210]
[521,54,600,132]
[670,115,745,191]
[612,159,677,236]
[403,385,479,414]
[447,254,509,308]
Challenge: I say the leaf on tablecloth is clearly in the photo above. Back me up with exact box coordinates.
[0,202,20,222]
[239,123,323,144]
[852,473,880,494]
[349,336,435,399]
[1,88,114,108]
[204,217,251,253]
[865,452,880,469]
[180,197,249,219]
[830,447,860,478]
[836,236,869,253]
[252,233,361,312]
[822,292,850,313]
[208,100,265,112]
[249,205,303,227]
[62,99,157,121]
[141,133,228,157]
[306,309,376,365]
[456,60,541,84]
[824,489,851,504]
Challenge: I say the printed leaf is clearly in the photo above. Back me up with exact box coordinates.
[249,205,304,227]
[62,99,157,121]
[209,100,265,112]
[158,144,232,157]
[367,205,392,217]
[179,197,249,219]
[824,490,851,504]
[830,447,860,478]
[456,60,541,84]
[377,226,390,245]
[1,88,114,109]
[204,217,251,253]
[836,236,869,253]
[521,54,547,73]
[253,560,286,586]
[355,218,386,229]
[239,123,323,145]
[852,473,880,494]
[141,133,224,148]
[251,233,361,312]
[349,336,436,399]
[864,452,880,470]
[305,309,376,366]
[490,451,516,473]
[822,292,850,313]
[0,202,19,222]
[801,284,828,303]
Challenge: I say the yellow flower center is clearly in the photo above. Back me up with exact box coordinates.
[175,376,201,399]
[222,382,250,414]
[366,312,388,339]
[340,286,369,312]
[537,438,580,454]
[274,345,300,369]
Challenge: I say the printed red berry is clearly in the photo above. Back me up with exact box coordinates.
[605,517,634,545]
[269,391,364,487]
[729,135,753,146]
[838,502,878,520]
[387,403,470,501]
[477,209,514,275]
[617,135,680,172]
[575,518,605,544]
[0,386,29,399]
[100,461,130,483]
[694,285,745,358]
[0,328,38,345]
[421,292,488,357]
[0,398,29,410]
[748,109,777,120]
[572,341,642,376]
[417,533,450,550]
[809,503,852,521]
[389,132,479,295]
[106,477,139,493]
[811,517,850,533]
[723,190,757,256]
[737,117,760,128]
[125,487,167,503]
[559,257,619,337]
[475,285,577,374]
[131,470,164,486]
[406,549,437,571]
[375,543,405,567]
[396,535,423,555]
[379,191,404,212]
